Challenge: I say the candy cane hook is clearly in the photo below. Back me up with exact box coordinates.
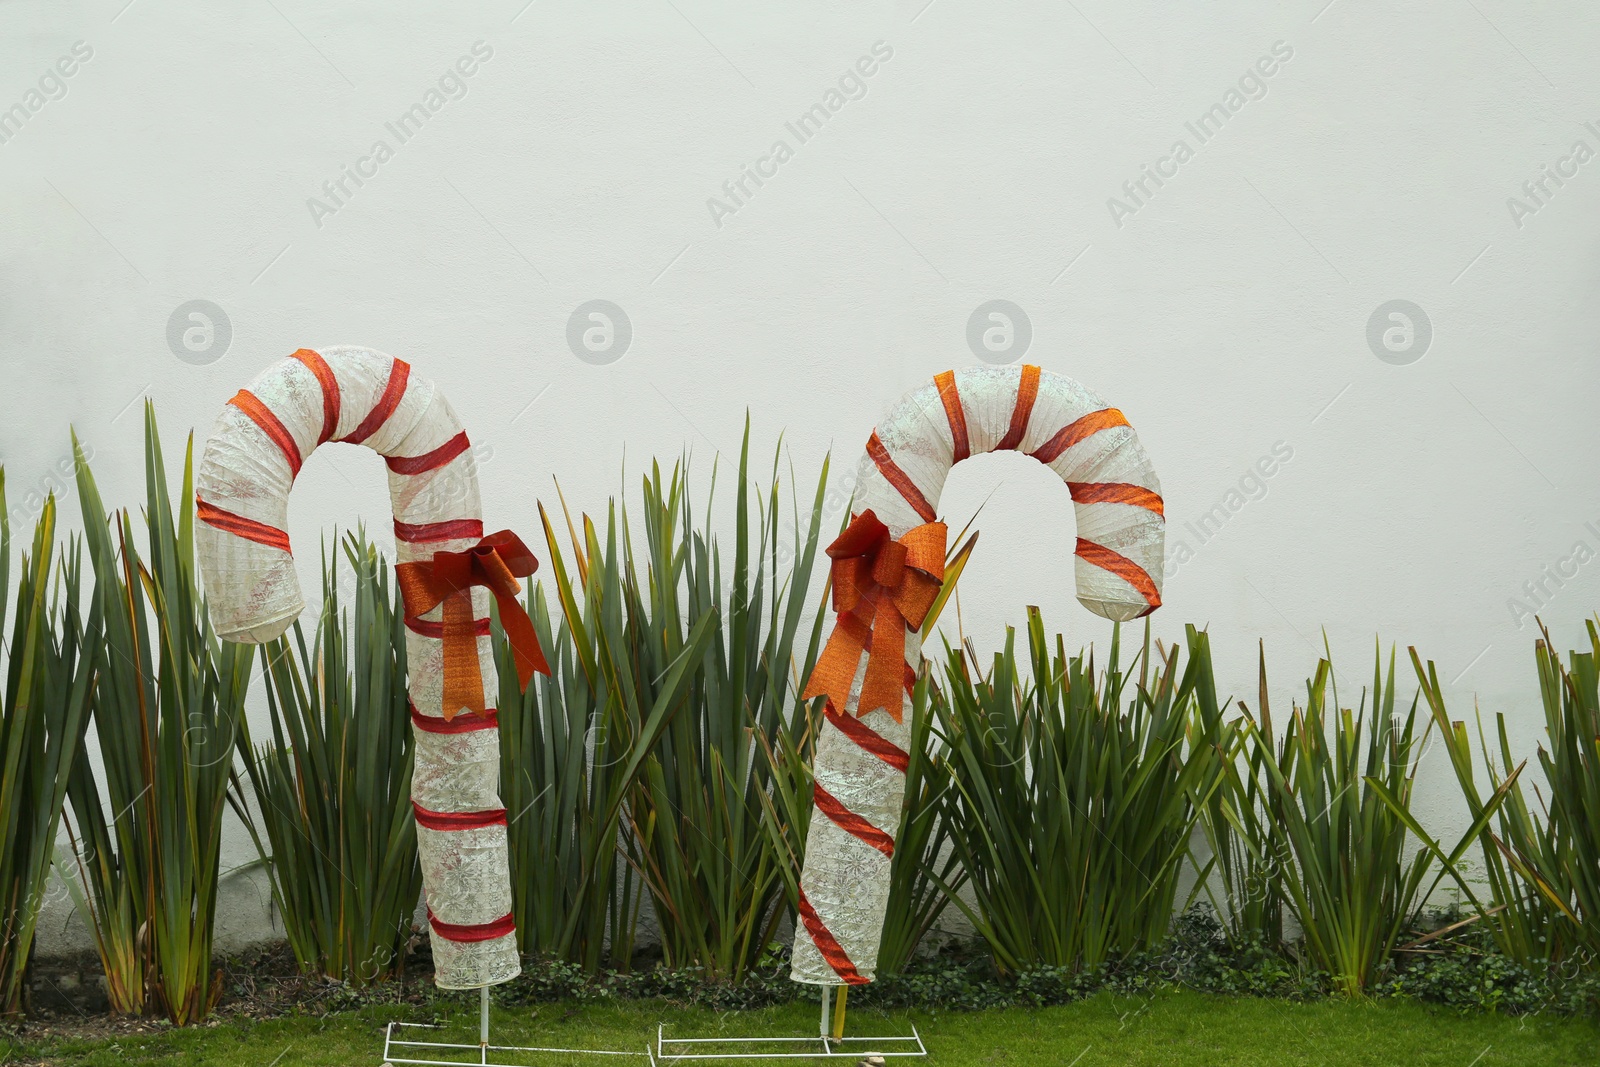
[195,345,543,989]
[791,363,1166,986]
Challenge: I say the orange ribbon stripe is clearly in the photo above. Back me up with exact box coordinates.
[1066,480,1164,516]
[397,530,551,719]
[801,509,946,722]
[995,363,1041,451]
[866,432,937,524]
[1074,537,1162,614]
[229,390,303,477]
[290,348,341,445]
[934,370,971,462]
[813,781,896,857]
[1031,407,1129,464]
[796,887,867,984]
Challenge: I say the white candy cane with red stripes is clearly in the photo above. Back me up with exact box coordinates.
[791,363,1165,985]
[195,345,520,989]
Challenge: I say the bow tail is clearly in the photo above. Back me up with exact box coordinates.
[440,590,487,720]
[857,594,908,721]
[802,608,873,712]
[494,588,550,686]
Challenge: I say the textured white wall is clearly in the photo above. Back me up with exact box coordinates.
[4,1,1598,954]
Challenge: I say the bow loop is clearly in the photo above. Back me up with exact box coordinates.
[825,509,890,559]
[398,529,551,721]
[830,556,874,616]
[801,509,947,723]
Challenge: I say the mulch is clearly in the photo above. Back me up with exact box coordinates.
[5,940,446,1047]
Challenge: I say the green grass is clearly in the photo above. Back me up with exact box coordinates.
[13,992,1597,1066]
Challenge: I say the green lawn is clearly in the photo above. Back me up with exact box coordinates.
[14,991,1598,1066]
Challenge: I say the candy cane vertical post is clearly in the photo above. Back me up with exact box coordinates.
[792,364,1166,986]
[195,345,547,989]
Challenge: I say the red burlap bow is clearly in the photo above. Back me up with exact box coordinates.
[801,510,947,722]
[397,530,551,720]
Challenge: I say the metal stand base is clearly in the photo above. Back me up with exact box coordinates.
[382,987,650,1066]
[649,986,928,1063]
[651,1026,926,1063]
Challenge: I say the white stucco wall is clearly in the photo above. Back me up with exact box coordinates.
[3,2,1598,956]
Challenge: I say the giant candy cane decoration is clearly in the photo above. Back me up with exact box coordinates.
[791,364,1165,986]
[195,345,547,990]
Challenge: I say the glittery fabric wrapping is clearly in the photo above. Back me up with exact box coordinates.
[791,364,1164,986]
[195,345,519,990]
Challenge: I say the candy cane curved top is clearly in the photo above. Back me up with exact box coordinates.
[790,363,1164,987]
[194,345,519,990]
[861,362,1163,619]
[195,346,474,642]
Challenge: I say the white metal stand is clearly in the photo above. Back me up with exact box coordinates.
[382,986,652,1066]
[650,985,927,1063]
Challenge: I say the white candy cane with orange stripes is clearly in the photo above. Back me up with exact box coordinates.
[195,345,520,989]
[791,363,1165,986]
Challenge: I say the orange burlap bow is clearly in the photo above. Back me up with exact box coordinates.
[397,530,551,720]
[801,509,947,722]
